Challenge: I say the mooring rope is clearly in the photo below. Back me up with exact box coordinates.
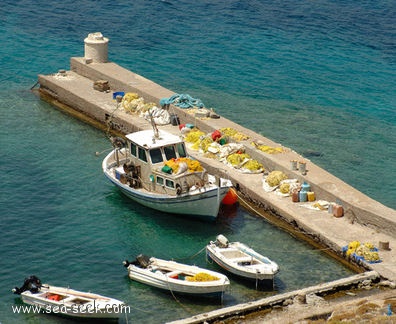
[234,190,334,253]
[30,80,39,90]
[164,271,194,314]
[105,98,122,140]
[172,247,206,262]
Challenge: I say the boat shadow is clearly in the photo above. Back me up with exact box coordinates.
[231,274,283,292]
[109,189,245,233]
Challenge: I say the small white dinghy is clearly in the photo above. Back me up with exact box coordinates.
[12,276,126,319]
[206,235,279,285]
[123,255,230,297]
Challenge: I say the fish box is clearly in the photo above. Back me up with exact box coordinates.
[115,166,125,180]
[113,91,125,100]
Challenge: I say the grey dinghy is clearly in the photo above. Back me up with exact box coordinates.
[123,255,230,296]
[12,276,126,319]
[102,129,232,220]
[206,235,280,283]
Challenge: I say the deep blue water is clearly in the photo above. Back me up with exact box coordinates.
[1,1,394,323]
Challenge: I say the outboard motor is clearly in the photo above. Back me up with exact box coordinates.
[123,254,151,269]
[215,234,229,248]
[135,254,151,268]
[12,275,42,295]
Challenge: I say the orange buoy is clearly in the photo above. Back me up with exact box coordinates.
[222,188,238,205]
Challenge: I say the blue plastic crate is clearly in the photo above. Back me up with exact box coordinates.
[113,91,125,100]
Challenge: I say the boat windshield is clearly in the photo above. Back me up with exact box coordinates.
[176,143,187,158]
[130,143,137,157]
[150,148,163,164]
[138,147,147,162]
[164,145,177,160]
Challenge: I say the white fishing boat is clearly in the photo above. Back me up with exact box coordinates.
[12,276,126,319]
[102,125,233,221]
[123,255,230,296]
[206,235,279,283]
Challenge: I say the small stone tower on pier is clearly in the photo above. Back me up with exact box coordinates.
[84,32,109,63]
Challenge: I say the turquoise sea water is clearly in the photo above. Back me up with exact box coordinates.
[1,1,394,323]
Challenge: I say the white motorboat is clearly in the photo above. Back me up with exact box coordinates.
[123,255,230,296]
[206,235,279,283]
[102,126,233,221]
[12,276,126,319]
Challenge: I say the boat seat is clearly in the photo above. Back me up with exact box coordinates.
[232,257,254,264]
[166,271,181,278]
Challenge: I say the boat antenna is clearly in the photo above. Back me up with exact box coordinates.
[149,111,159,140]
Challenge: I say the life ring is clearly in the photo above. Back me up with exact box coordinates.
[176,184,182,195]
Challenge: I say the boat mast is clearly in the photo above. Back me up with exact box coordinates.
[149,112,159,141]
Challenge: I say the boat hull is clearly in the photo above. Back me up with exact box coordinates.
[103,159,231,220]
[20,286,125,319]
[206,242,279,281]
[126,258,229,296]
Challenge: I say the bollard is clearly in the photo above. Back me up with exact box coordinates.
[299,161,307,175]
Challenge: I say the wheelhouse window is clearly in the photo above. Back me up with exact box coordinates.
[164,145,177,160]
[156,176,164,186]
[130,143,137,157]
[165,179,175,188]
[176,143,187,158]
[149,148,163,164]
[138,147,147,162]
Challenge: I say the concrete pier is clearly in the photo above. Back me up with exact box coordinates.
[37,42,395,321]
[167,271,381,324]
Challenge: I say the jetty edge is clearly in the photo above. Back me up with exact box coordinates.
[36,33,395,321]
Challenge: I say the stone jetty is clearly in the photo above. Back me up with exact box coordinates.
[36,33,395,322]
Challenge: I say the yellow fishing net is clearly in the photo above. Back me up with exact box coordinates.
[346,241,380,262]
[121,92,156,113]
[184,129,205,143]
[164,158,203,173]
[252,142,284,154]
[226,153,250,166]
[186,272,219,282]
[279,182,290,194]
[266,171,288,187]
[220,127,249,141]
